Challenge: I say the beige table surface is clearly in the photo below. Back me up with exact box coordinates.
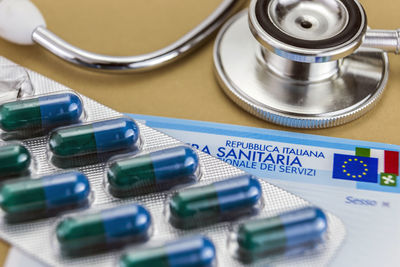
[0,0,399,264]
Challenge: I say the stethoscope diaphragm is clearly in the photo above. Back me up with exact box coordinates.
[214,0,398,128]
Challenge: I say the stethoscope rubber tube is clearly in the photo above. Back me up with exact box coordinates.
[254,0,365,49]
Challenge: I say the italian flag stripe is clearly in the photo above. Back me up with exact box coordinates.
[356,148,399,175]
[355,147,370,157]
[384,150,399,175]
[370,149,385,174]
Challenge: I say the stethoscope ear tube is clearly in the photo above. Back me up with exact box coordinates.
[0,0,46,45]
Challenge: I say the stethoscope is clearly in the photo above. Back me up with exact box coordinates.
[0,0,246,71]
[0,0,398,128]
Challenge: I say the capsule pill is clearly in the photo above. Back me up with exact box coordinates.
[56,204,151,254]
[107,146,199,196]
[0,93,82,131]
[0,144,31,178]
[237,207,327,259]
[49,117,139,158]
[169,175,262,228]
[119,235,216,267]
[0,171,90,219]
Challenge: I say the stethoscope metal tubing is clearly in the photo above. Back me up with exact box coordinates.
[31,0,246,72]
[362,30,400,54]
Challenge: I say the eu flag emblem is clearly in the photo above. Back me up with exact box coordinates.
[332,154,378,183]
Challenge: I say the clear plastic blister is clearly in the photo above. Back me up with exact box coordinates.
[227,206,328,265]
[0,171,93,223]
[0,63,33,103]
[0,56,346,266]
[46,116,142,168]
[0,141,36,179]
[52,203,153,257]
[104,144,202,198]
[117,234,217,267]
[165,174,264,230]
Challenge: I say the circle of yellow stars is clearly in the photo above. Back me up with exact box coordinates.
[342,158,368,179]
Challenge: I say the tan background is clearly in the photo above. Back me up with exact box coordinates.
[0,0,399,264]
[1,0,400,144]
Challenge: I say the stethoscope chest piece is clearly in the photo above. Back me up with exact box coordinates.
[214,0,396,128]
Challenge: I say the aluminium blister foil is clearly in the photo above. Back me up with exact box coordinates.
[0,56,345,266]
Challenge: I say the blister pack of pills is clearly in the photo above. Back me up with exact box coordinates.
[0,56,346,266]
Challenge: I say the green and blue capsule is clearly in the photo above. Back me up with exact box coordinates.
[49,117,139,158]
[0,144,31,178]
[0,171,90,220]
[119,235,215,267]
[56,204,152,255]
[0,93,82,132]
[169,175,262,228]
[107,146,199,197]
[237,207,327,261]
